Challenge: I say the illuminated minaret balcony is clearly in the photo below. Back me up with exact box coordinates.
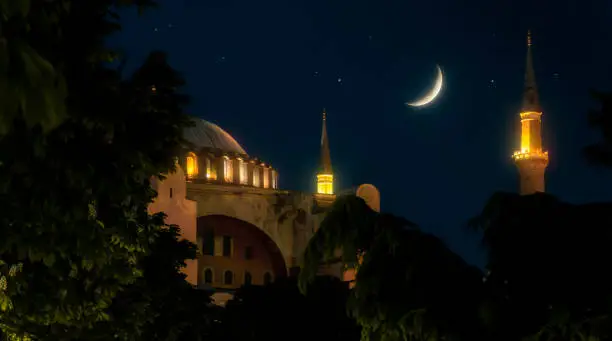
[512,111,549,162]
[316,174,334,195]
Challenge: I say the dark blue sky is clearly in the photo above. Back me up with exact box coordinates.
[111,0,612,266]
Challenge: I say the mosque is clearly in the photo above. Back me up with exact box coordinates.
[149,109,381,305]
[149,31,546,305]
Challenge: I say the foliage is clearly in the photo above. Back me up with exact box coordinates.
[0,0,155,134]
[218,275,360,341]
[299,195,486,341]
[0,1,202,339]
[583,90,612,167]
[470,191,612,341]
[301,193,612,341]
[81,224,219,341]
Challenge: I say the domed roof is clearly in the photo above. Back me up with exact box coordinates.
[184,118,247,155]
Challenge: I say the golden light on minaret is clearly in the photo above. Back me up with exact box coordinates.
[316,109,334,195]
[512,30,549,195]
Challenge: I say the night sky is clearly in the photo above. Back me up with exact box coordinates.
[110,0,612,267]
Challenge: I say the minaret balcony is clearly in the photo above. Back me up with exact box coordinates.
[520,111,542,121]
[512,150,549,162]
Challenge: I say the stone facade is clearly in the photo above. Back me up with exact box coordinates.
[188,182,333,279]
[149,116,379,306]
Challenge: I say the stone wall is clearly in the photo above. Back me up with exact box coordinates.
[187,183,328,272]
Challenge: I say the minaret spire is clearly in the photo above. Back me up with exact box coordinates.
[522,30,541,112]
[320,108,332,174]
[512,30,549,195]
[316,108,334,195]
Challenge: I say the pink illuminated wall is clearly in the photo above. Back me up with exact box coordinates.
[149,165,198,285]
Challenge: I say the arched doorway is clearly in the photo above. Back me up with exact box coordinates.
[196,215,287,290]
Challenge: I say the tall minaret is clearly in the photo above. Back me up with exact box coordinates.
[512,31,549,195]
[316,109,334,195]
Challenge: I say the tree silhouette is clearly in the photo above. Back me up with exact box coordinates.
[583,90,612,167]
[0,2,201,339]
[218,276,360,341]
[82,225,218,341]
[471,191,612,341]
[299,195,486,341]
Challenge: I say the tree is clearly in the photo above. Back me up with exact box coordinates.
[82,224,219,341]
[583,90,612,167]
[299,195,486,341]
[470,191,612,341]
[218,275,360,341]
[0,2,201,339]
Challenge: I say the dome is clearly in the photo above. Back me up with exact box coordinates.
[184,118,247,155]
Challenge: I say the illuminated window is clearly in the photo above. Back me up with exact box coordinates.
[253,167,260,187]
[317,174,334,195]
[271,170,277,189]
[263,272,273,285]
[263,168,269,188]
[185,153,198,179]
[204,268,213,284]
[222,236,232,257]
[223,157,233,182]
[244,272,252,286]
[239,159,248,185]
[205,157,217,180]
[224,270,234,285]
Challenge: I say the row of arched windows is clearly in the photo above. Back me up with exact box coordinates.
[184,152,278,189]
[202,268,273,286]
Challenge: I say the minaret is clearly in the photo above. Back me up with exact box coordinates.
[316,109,334,195]
[512,31,549,195]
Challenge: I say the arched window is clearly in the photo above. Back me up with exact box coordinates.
[222,236,232,257]
[203,268,213,285]
[239,159,248,185]
[244,271,252,286]
[224,270,234,285]
[263,167,270,188]
[252,167,260,187]
[202,230,215,256]
[244,246,254,260]
[263,272,273,285]
[223,157,234,182]
[205,156,217,180]
[271,170,278,189]
[186,152,198,178]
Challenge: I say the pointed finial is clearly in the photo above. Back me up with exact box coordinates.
[522,29,540,112]
[527,30,532,47]
[322,108,327,121]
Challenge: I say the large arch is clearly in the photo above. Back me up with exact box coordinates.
[196,215,287,287]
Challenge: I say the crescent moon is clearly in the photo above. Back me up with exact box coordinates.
[406,65,444,107]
